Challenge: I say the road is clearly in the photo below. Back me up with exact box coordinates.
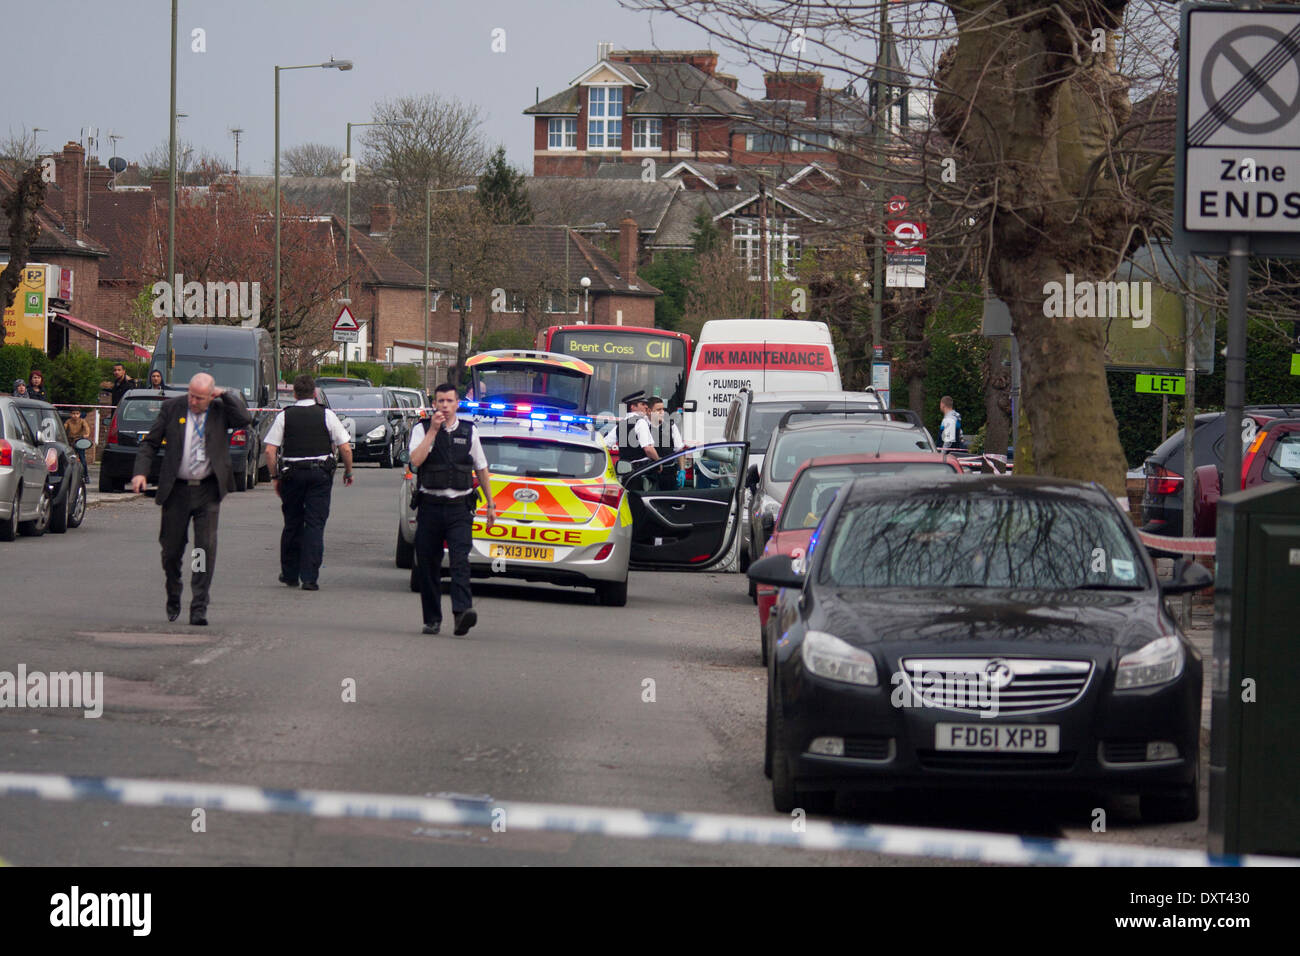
[0,466,1211,865]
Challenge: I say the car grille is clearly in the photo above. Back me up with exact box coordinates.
[916,750,1078,772]
[897,657,1093,716]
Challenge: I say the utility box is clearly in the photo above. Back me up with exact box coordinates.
[1209,480,1300,857]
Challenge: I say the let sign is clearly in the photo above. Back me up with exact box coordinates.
[1136,374,1186,395]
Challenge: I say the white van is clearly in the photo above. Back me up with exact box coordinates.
[684,319,842,445]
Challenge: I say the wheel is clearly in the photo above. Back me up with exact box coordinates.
[50,483,70,534]
[764,694,774,779]
[1140,756,1200,823]
[761,618,770,665]
[770,698,796,812]
[739,527,752,573]
[748,571,758,602]
[19,486,51,536]
[0,489,18,541]
[67,480,87,529]
[98,468,119,493]
[596,578,628,607]
[396,530,414,569]
[247,456,258,490]
[233,467,247,491]
[380,442,395,469]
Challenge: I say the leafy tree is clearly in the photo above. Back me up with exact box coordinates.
[639,251,694,331]
[691,209,724,256]
[477,147,532,225]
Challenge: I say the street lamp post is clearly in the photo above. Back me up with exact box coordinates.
[580,276,591,322]
[424,184,477,398]
[274,57,351,387]
[342,118,409,376]
[561,223,606,320]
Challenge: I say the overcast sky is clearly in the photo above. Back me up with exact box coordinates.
[0,0,738,176]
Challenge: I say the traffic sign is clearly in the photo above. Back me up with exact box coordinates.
[1292,353,1300,376]
[333,305,359,344]
[886,195,908,214]
[1136,374,1186,395]
[886,220,926,254]
[1175,5,1300,256]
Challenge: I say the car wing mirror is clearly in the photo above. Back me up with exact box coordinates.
[747,554,804,588]
[616,460,632,476]
[1160,557,1214,596]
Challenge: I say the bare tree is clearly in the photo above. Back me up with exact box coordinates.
[0,127,44,179]
[681,246,762,339]
[282,142,343,178]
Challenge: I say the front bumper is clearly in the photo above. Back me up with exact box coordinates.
[456,515,632,586]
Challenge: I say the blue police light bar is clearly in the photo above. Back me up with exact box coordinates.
[459,400,594,426]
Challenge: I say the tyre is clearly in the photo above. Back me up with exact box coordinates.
[67,480,87,529]
[764,695,774,779]
[247,456,257,490]
[50,484,70,534]
[19,486,50,537]
[761,618,769,665]
[98,468,119,493]
[770,699,796,813]
[1140,758,1200,823]
[380,442,395,469]
[396,530,414,569]
[748,572,757,602]
[596,578,628,607]
[0,489,19,541]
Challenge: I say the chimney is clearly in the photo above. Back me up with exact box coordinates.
[54,142,86,238]
[597,41,612,62]
[715,72,738,92]
[89,166,113,194]
[618,211,638,285]
[369,203,396,236]
[763,72,824,117]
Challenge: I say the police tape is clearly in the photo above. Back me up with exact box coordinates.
[1137,531,1218,556]
[0,771,1293,866]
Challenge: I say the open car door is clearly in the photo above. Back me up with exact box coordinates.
[621,442,748,569]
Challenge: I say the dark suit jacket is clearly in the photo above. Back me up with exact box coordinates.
[134,391,253,507]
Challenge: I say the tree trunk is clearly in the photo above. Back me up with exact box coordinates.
[983,337,1011,457]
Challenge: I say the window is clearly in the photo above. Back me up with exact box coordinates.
[732,218,802,281]
[632,118,661,151]
[676,120,693,151]
[587,87,623,150]
[745,131,835,153]
[545,291,580,313]
[548,118,577,150]
[452,294,472,313]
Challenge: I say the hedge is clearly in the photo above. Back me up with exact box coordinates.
[0,344,148,407]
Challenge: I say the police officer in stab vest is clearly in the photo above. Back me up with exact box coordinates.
[409,382,495,636]
[263,374,355,591]
[618,391,655,468]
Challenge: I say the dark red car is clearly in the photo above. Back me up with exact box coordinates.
[755,452,965,662]
[1192,418,1300,534]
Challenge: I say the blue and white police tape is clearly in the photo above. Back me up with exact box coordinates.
[0,771,1294,866]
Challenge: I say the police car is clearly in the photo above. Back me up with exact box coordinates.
[395,350,751,604]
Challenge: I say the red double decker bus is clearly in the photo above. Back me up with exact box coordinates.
[536,325,693,420]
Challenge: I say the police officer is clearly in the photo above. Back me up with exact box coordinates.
[263,374,355,591]
[618,391,657,469]
[409,382,495,636]
[647,396,685,489]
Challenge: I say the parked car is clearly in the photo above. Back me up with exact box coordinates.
[0,395,55,540]
[315,376,372,388]
[14,399,89,534]
[320,386,408,468]
[274,386,356,445]
[754,453,965,662]
[1192,417,1300,534]
[99,387,261,492]
[1141,406,1300,539]
[750,474,1210,821]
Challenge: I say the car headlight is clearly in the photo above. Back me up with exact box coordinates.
[1116,635,1184,689]
[366,425,387,439]
[801,630,878,686]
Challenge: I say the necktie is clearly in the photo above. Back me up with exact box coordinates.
[190,412,207,472]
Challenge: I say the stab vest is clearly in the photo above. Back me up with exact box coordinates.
[281,405,332,458]
[651,418,676,462]
[418,419,475,491]
[619,412,648,463]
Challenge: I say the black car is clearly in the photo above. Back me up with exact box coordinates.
[14,399,90,534]
[100,387,262,492]
[319,386,406,468]
[750,474,1210,822]
[1141,405,1300,537]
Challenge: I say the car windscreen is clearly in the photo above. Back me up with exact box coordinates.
[167,358,256,399]
[19,407,67,444]
[781,462,956,531]
[771,426,933,481]
[473,366,586,410]
[820,493,1148,590]
[118,398,165,427]
[481,437,605,479]
[323,391,389,416]
[1262,430,1300,482]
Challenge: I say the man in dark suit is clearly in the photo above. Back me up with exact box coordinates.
[131,372,252,625]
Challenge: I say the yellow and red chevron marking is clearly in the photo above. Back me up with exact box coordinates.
[482,478,599,524]
[466,352,594,376]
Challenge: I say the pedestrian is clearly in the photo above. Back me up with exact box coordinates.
[647,396,685,489]
[262,374,355,591]
[148,369,165,392]
[939,395,966,451]
[26,369,47,402]
[100,363,137,410]
[130,372,252,626]
[408,382,495,636]
[64,407,92,473]
[11,380,27,397]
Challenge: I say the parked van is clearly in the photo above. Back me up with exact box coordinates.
[683,319,841,445]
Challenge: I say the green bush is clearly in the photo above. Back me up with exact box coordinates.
[0,343,45,393]
[1,345,145,408]
[475,328,534,352]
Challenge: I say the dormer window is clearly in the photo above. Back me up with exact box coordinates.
[588,87,623,150]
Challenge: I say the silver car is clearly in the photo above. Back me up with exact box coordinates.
[0,395,54,540]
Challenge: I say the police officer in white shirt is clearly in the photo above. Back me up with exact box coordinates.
[263,374,354,591]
